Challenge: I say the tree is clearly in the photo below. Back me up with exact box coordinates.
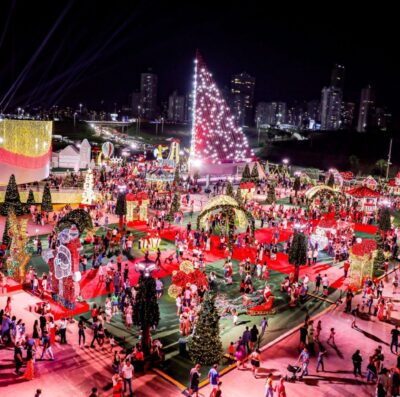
[375,230,384,250]
[225,181,234,197]
[174,168,180,185]
[26,189,35,207]
[241,164,251,183]
[115,192,127,232]
[41,183,53,213]
[133,273,160,354]
[379,207,391,231]
[250,164,259,183]
[99,167,107,184]
[2,212,11,246]
[235,188,243,205]
[188,292,223,365]
[167,192,181,222]
[375,159,387,177]
[293,176,301,197]
[348,155,360,175]
[81,169,96,205]
[266,183,276,204]
[288,232,308,282]
[373,248,385,274]
[1,174,23,216]
[326,173,335,187]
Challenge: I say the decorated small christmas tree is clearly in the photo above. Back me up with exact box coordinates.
[26,189,35,207]
[266,183,276,204]
[289,232,308,281]
[167,193,181,222]
[41,183,53,212]
[133,273,160,353]
[2,213,11,246]
[241,164,251,183]
[327,173,335,187]
[375,230,384,250]
[188,292,223,365]
[116,192,127,232]
[379,207,391,231]
[174,168,180,185]
[1,174,23,216]
[250,164,259,183]
[235,188,243,205]
[81,169,96,205]
[373,247,385,273]
[225,181,234,197]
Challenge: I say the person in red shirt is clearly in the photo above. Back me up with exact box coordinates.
[343,261,350,278]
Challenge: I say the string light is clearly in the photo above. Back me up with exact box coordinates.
[189,53,254,165]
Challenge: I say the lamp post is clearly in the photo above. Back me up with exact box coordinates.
[73,112,77,128]
[161,117,164,134]
[257,117,261,146]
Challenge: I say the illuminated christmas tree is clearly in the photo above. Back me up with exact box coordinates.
[81,169,96,205]
[190,52,254,166]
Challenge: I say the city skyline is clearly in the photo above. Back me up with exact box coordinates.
[0,2,398,126]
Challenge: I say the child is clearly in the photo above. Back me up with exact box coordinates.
[228,342,235,360]
[327,328,336,345]
[232,309,238,326]
[351,304,359,328]
[109,335,116,352]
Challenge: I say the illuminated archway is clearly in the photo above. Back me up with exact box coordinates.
[197,195,255,248]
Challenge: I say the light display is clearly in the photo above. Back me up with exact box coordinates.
[6,211,30,283]
[81,169,96,205]
[348,239,377,289]
[0,119,52,184]
[189,52,254,165]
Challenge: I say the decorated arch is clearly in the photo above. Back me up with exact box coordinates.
[305,185,346,216]
[196,195,255,248]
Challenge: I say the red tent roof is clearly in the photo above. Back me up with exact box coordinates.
[126,192,148,201]
[347,186,380,198]
[240,182,255,189]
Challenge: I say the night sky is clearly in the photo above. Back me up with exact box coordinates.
[0,1,398,124]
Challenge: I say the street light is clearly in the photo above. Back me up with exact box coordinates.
[257,117,261,145]
[161,117,164,134]
[79,103,83,113]
[73,112,77,127]
[282,158,289,165]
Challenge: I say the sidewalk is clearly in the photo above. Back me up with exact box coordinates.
[0,291,179,397]
[201,273,399,397]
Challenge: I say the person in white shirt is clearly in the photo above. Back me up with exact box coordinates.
[303,274,310,291]
[122,359,134,396]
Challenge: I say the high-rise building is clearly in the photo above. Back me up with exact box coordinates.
[262,102,287,125]
[168,91,185,123]
[184,92,193,123]
[307,100,321,124]
[255,102,269,126]
[331,64,345,89]
[320,87,342,130]
[357,85,375,132]
[140,71,158,119]
[230,72,255,126]
[341,102,355,129]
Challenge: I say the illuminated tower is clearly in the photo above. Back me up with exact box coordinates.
[189,52,254,169]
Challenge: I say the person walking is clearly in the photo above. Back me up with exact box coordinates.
[297,346,310,378]
[260,317,268,338]
[188,363,201,397]
[250,349,261,378]
[250,324,259,351]
[121,359,134,396]
[327,328,336,345]
[314,274,322,293]
[14,340,23,375]
[208,364,220,397]
[59,317,67,344]
[352,349,362,377]
[265,373,276,397]
[90,320,101,348]
[40,330,55,360]
[316,346,327,372]
[78,319,86,347]
[391,325,400,354]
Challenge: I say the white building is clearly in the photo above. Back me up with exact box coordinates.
[51,140,91,170]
